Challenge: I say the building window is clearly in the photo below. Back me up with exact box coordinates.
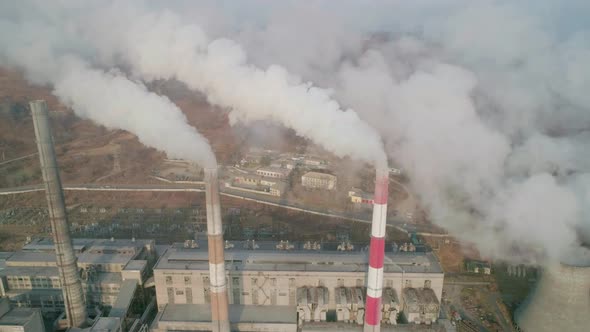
[167,287,175,304]
[424,280,431,289]
[184,276,191,285]
[356,279,363,287]
[186,288,193,303]
[175,290,184,296]
[405,280,412,288]
[165,276,173,285]
[386,279,393,288]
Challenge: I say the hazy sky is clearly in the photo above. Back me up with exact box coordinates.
[1,0,590,264]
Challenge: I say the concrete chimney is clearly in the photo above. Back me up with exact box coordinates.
[204,168,230,332]
[30,100,87,327]
[364,168,389,332]
[517,262,590,331]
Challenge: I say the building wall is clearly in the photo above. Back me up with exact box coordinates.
[154,269,443,312]
[301,174,336,190]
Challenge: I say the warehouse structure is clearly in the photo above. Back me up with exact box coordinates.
[150,244,443,331]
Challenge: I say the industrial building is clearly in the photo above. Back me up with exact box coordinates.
[10,100,447,331]
[150,243,443,331]
[230,172,288,197]
[301,172,337,190]
[0,298,45,332]
[0,237,156,331]
[256,167,291,179]
[348,188,374,205]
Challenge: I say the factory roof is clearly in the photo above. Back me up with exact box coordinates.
[0,265,59,277]
[22,238,94,252]
[21,238,153,253]
[154,246,442,274]
[0,307,41,326]
[88,317,121,332]
[7,249,136,267]
[6,251,56,265]
[109,279,138,319]
[256,166,291,175]
[96,272,122,284]
[302,172,336,180]
[123,260,147,271]
[78,251,135,265]
[158,304,297,324]
[301,322,446,331]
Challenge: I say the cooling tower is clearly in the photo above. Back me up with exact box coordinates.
[204,168,230,332]
[30,100,87,327]
[516,262,590,332]
[364,168,389,332]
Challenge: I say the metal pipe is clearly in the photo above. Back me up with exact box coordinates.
[364,168,389,332]
[30,100,87,327]
[204,168,230,332]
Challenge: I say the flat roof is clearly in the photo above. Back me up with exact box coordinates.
[159,304,297,324]
[124,260,147,271]
[90,317,120,332]
[0,308,40,326]
[302,172,336,180]
[7,250,135,267]
[301,322,445,331]
[96,272,122,284]
[6,251,56,265]
[155,246,443,274]
[109,279,138,319]
[22,238,153,252]
[78,251,135,265]
[0,265,59,277]
[22,238,93,252]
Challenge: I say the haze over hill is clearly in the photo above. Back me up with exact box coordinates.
[1,0,590,265]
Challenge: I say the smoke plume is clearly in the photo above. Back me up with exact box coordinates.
[2,0,590,263]
[0,4,216,168]
[228,0,590,263]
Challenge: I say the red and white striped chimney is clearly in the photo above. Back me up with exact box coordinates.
[364,168,389,332]
[204,168,230,332]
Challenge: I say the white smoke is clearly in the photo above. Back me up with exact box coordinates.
[218,1,590,262]
[54,59,217,168]
[74,1,387,168]
[0,9,216,168]
[2,0,590,262]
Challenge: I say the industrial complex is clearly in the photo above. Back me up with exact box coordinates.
[0,100,449,332]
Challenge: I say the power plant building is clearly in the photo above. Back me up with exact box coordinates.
[0,238,155,314]
[0,298,45,332]
[151,244,444,331]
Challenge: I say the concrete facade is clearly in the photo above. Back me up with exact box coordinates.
[517,262,590,332]
[301,172,337,190]
[0,298,45,332]
[0,238,154,313]
[256,167,291,179]
[152,245,443,329]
